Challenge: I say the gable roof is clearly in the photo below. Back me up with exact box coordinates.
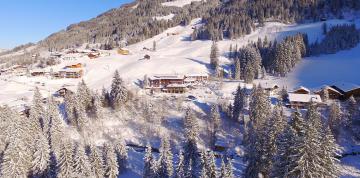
[332,82,360,93]
[288,93,322,103]
[293,86,310,93]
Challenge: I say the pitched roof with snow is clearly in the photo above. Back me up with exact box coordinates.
[166,84,187,88]
[288,93,322,103]
[293,86,310,93]
[332,82,360,92]
[149,74,184,80]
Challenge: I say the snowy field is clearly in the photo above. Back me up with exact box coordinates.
[161,0,205,7]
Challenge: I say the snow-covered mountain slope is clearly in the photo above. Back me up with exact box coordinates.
[161,0,205,7]
[1,18,360,106]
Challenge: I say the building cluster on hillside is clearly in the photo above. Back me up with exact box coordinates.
[286,84,360,109]
[30,63,84,79]
[0,65,28,76]
[146,74,208,93]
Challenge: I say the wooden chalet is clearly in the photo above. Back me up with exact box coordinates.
[184,74,208,85]
[288,93,322,109]
[65,63,82,69]
[292,86,311,94]
[163,84,186,94]
[56,88,74,97]
[118,48,130,55]
[31,69,46,76]
[148,74,184,88]
[331,83,360,99]
[314,85,344,100]
[88,52,100,59]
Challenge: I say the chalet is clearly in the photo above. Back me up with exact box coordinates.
[184,74,208,83]
[118,48,130,55]
[314,85,344,100]
[58,68,83,78]
[162,84,187,94]
[292,86,311,94]
[56,88,74,97]
[148,74,184,88]
[31,69,46,76]
[88,52,100,59]
[331,83,360,99]
[65,63,82,69]
[288,93,322,109]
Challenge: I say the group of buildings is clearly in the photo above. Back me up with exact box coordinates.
[146,74,209,93]
[30,63,84,79]
[286,84,360,109]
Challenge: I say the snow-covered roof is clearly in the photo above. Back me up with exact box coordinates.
[332,82,360,92]
[166,84,187,88]
[59,68,83,73]
[288,93,322,103]
[184,78,196,82]
[149,74,184,80]
[185,73,208,77]
[293,86,310,93]
[314,85,344,95]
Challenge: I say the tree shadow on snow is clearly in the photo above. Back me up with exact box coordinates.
[186,58,213,74]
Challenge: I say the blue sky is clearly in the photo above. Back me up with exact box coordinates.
[0,0,133,49]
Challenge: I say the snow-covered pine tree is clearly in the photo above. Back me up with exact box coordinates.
[74,95,88,131]
[73,142,92,177]
[64,92,76,125]
[31,132,50,177]
[210,41,220,70]
[57,140,75,178]
[109,70,128,110]
[175,150,185,178]
[348,95,359,121]
[114,140,128,174]
[287,103,324,177]
[226,158,234,178]
[249,85,271,127]
[232,85,246,121]
[77,79,93,110]
[234,59,241,80]
[143,144,155,178]
[89,144,105,178]
[153,41,156,51]
[30,87,45,131]
[319,126,340,178]
[209,104,221,146]
[183,108,199,176]
[104,144,119,178]
[271,123,297,178]
[329,102,342,137]
[93,93,104,120]
[206,151,217,178]
[199,150,208,177]
[244,60,255,83]
[219,158,227,178]
[1,113,32,177]
[158,136,173,178]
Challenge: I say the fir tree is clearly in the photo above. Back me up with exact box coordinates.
[158,136,173,178]
[206,151,217,178]
[183,108,199,177]
[73,142,92,177]
[104,144,119,178]
[109,70,128,110]
[143,144,155,178]
[210,42,220,70]
[57,140,75,178]
[114,140,128,174]
[234,59,241,80]
[175,150,185,178]
[219,158,227,178]
[31,132,51,177]
[226,158,234,178]
[89,144,105,178]
[329,102,342,137]
[232,85,246,121]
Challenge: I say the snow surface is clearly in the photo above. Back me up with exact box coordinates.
[153,13,175,21]
[161,0,205,7]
